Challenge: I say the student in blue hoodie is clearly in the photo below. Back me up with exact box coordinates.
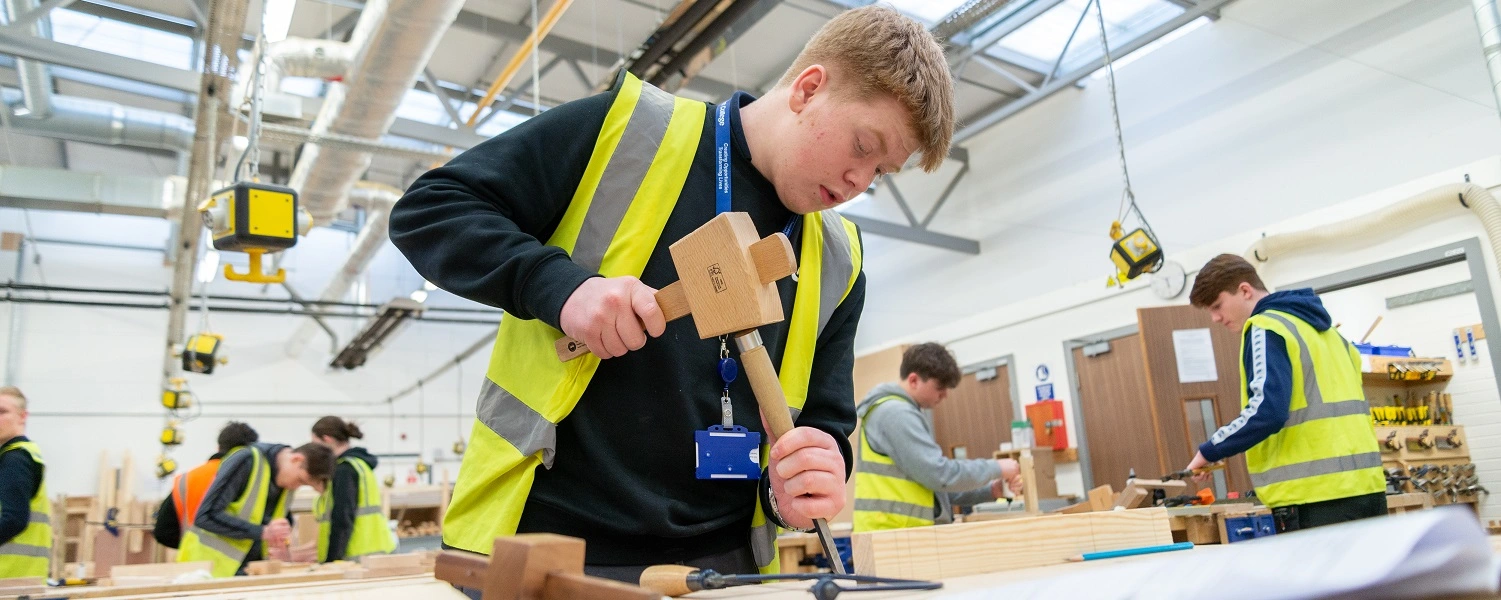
[1181,254,1385,532]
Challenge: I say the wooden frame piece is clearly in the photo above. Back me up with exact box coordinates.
[851,508,1173,579]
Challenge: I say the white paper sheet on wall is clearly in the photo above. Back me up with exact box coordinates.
[1173,328,1219,383]
[938,507,1501,600]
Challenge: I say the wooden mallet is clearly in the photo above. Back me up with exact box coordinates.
[554,212,797,361]
[434,534,657,600]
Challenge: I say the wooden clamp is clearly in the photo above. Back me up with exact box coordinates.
[434,534,658,600]
[556,212,797,361]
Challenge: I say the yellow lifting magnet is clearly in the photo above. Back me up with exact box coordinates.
[1107,220,1163,287]
[160,421,184,446]
[162,377,192,410]
[198,182,313,284]
[180,332,228,374]
[156,454,178,478]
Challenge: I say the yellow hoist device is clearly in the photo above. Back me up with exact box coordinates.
[162,377,192,410]
[1107,220,1163,287]
[160,420,184,446]
[178,332,228,374]
[198,182,313,284]
[156,454,178,479]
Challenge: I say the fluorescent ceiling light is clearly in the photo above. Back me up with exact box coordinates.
[409,289,428,303]
[422,280,438,291]
[263,0,296,44]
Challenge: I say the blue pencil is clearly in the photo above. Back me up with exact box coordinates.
[1068,541,1195,562]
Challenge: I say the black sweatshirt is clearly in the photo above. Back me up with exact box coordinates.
[323,447,377,562]
[0,435,42,547]
[194,443,289,569]
[153,495,180,549]
[390,88,864,566]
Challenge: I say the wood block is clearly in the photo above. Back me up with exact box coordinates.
[360,552,424,570]
[1183,515,1221,544]
[1055,502,1091,515]
[487,534,585,600]
[1087,485,1115,512]
[92,529,126,577]
[108,561,212,579]
[246,559,283,576]
[293,513,320,546]
[668,212,787,339]
[1114,487,1149,510]
[851,508,1172,579]
[0,576,44,588]
[1020,450,1040,515]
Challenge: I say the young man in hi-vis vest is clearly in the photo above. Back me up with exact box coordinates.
[392,6,955,582]
[0,387,49,579]
[853,343,1024,532]
[1182,254,1385,532]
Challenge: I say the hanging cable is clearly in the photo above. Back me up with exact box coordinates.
[233,12,269,182]
[1097,0,1163,285]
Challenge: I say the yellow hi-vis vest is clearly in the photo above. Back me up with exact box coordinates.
[852,396,937,532]
[441,72,862,575]
[178,446,287,577]
[315,456,395,562]
[1240,310,1385,508]
[0,440,49,578]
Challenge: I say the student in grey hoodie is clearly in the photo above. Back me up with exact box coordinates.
[852,343,1024,531]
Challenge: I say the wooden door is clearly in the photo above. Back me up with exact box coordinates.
[1072,334,1162,490]
[931,367,1014,459]
[1136,306,1252,494]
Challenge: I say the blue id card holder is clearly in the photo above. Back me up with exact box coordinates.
[696,425,761,480]
[696,345,761,480]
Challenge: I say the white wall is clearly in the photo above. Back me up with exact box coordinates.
[870,154,1501,514]
[0,207,496,500]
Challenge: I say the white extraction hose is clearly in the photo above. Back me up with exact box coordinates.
[1245,183,1501,284]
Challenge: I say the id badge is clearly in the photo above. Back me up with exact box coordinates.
[695,425,761,480]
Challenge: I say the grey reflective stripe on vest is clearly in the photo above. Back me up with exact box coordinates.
[0,542,48,557]
[1261,313,1371,428]
[239,452,265,521]
[477,378,558,468]
[185,525,248,561]
[750,519,777,567]
[570,82,678,273]
[815,211,854,337]
[854,498,933,521]
[28,511,47,524]
[854,460,912,481]
[355,506,384,517]
[1250,452,1383,488]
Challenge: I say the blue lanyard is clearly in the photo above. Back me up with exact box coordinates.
[715,101,797,237]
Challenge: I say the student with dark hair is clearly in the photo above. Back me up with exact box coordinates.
[310,416,394,562]
[852,343,1023,532]
[1182,254,1384,532]
[154,421,260,549]
[178,441,333,577]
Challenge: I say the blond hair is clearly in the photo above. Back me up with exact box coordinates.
[776,5,954,172]
[0,386,26,411]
